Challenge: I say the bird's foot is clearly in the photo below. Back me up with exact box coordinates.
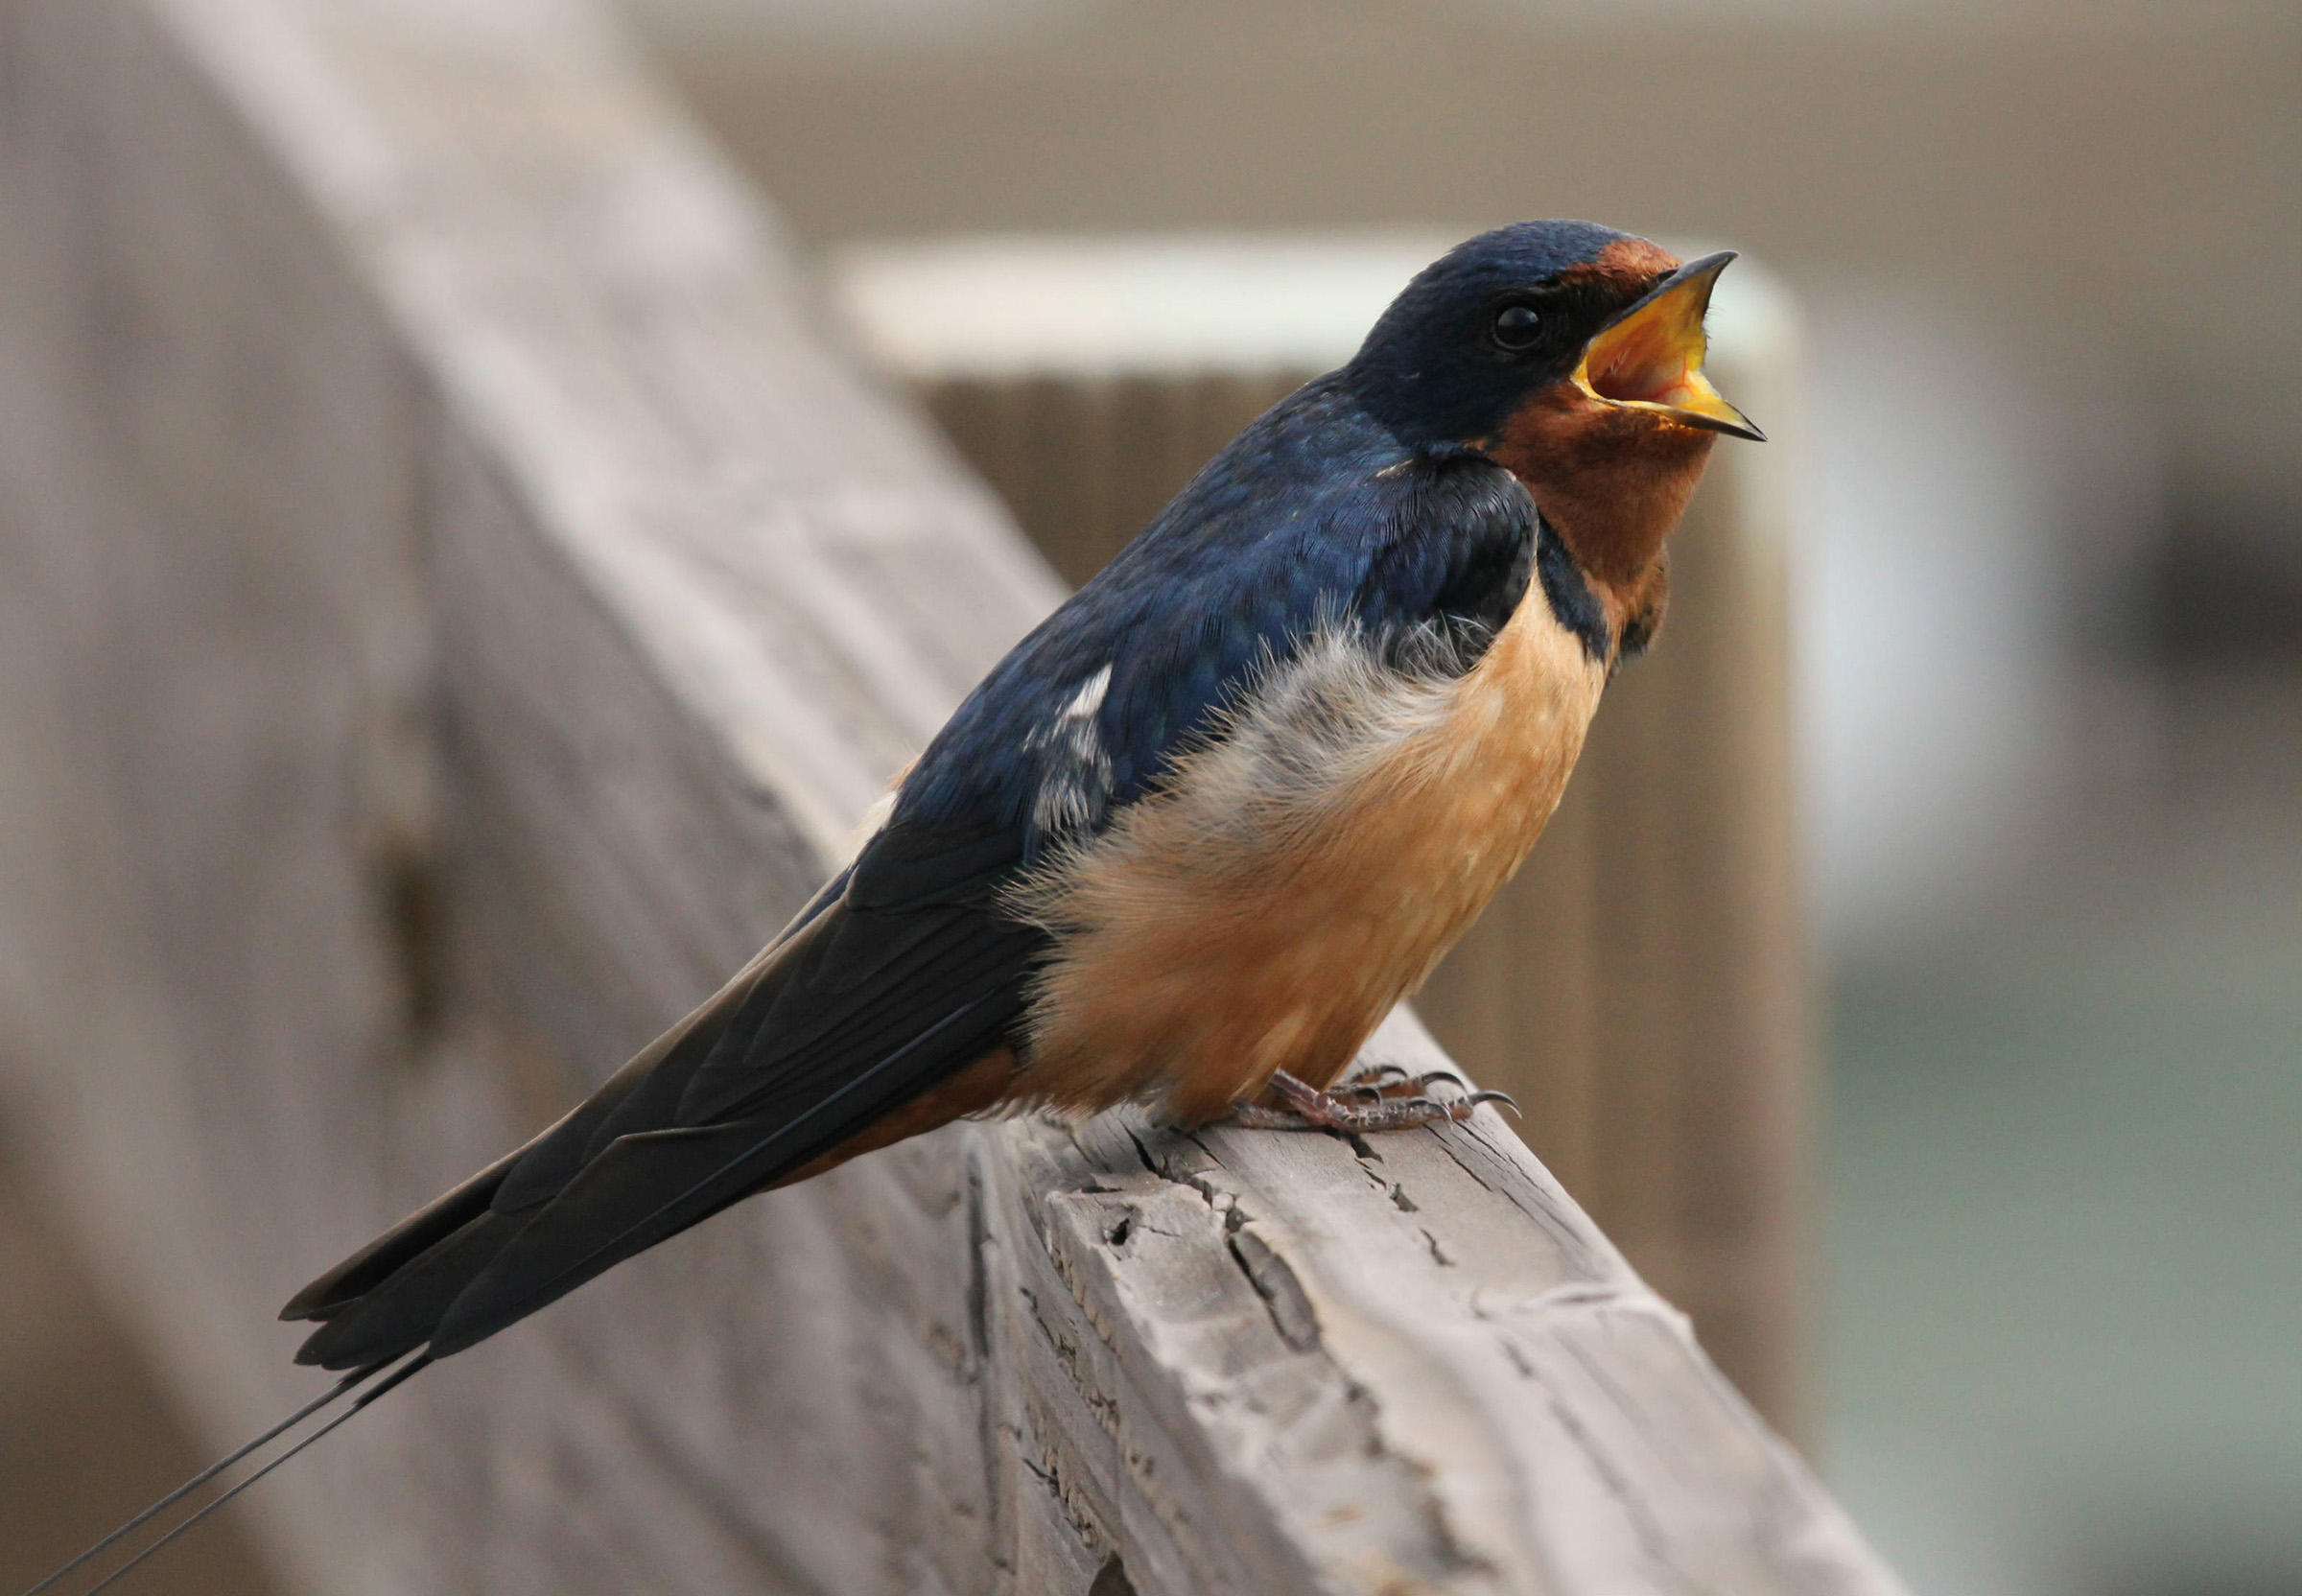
[1229,1068,1517,1134]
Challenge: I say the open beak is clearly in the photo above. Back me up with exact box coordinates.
[1572,251,1765,441]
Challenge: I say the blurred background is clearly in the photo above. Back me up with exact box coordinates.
[4,1,2296,1593]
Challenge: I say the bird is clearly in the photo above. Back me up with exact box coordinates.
[285,218,1760,1372]
[29,218,1759,1596]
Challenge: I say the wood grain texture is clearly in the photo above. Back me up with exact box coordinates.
[0,0,1891,1591]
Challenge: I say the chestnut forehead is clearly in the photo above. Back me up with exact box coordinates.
[1552,236,1681,296]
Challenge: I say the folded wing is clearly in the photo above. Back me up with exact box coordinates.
[283,819,1039,1369]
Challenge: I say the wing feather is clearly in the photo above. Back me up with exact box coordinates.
[289,820,1040,1369]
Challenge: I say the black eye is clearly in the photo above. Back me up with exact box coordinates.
[1491,303,1542,351]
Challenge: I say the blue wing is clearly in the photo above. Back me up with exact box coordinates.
[899,372,1536,852]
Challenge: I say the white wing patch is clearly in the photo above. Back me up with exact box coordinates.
[1025,663,1115,835]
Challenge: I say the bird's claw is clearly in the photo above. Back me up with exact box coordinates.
[1228,1069,1515,1135]
[1341,1064,1467,1095]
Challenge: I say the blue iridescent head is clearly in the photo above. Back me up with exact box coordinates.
[1345,220,1761,453]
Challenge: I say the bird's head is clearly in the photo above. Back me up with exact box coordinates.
[1349,220,1762,603]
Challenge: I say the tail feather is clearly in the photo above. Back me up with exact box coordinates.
[428,1118,785,1359]
[278,867,1040,1370]
[424,983,1014,1358]
[294,1210,523,1369]
[488,941,788,1214]
[278,1148,519,1323]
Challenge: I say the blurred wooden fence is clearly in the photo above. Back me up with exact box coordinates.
[0,0,1889,1593]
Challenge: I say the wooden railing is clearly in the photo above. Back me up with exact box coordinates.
[0,0,1895,1591]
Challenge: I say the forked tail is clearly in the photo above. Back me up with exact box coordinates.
[19,1352,428,1596]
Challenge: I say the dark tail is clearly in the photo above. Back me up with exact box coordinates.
[30,828,1037,1592]
[19,1353,422,1596]
[282,876,1034,1371]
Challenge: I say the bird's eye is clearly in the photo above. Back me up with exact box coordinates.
[1491,303,1542,351]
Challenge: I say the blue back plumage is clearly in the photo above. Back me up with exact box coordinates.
[896,373,1533,857]
[884,218,1660,870]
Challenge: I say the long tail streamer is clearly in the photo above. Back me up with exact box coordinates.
[21,1353,424,1596]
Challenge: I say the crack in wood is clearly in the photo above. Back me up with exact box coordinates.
[1223,1226,1323,1354]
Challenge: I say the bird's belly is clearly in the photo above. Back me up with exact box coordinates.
[1013,598,1606,1120]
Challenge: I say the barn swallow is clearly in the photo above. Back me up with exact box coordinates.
[32,218,1760,1596]
[27,215,1758,1593]
[272,221,1760,1375]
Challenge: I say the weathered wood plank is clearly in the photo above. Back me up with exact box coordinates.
[0,0,1898,1591]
